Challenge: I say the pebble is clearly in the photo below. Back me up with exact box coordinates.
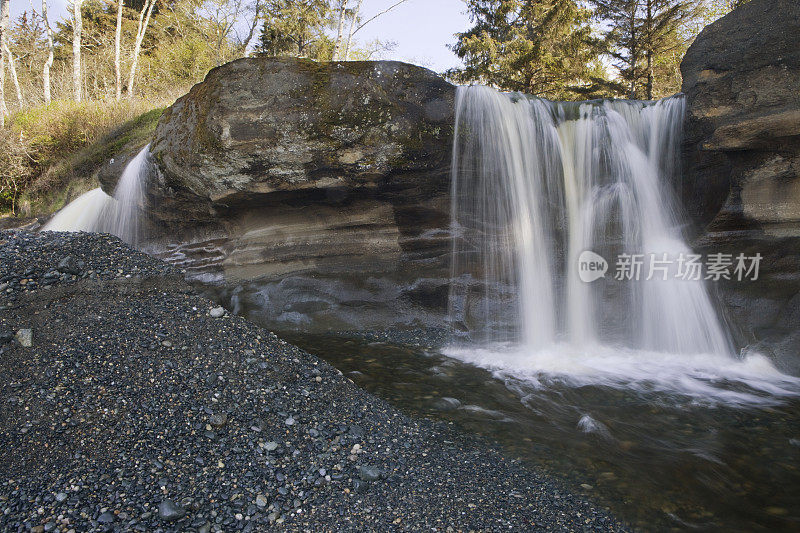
[210,306,226,318]
[358,465,382,482]
[434,397,462,411]
[15,329,33,347]
[209,412,228,427]
[158,500,185,522]
[57,255,83,275]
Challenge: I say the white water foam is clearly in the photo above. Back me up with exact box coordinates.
[44,188,116,233]
[443,343,800,407]
[44,145,150,245]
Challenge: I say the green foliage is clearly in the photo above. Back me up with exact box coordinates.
[0,132,32,215]
[448,0,609,100]
[0,100,164,216]
[6,0,235,105]
[448,0,742,100]
[589,0,701,99]
[258,0,333,59]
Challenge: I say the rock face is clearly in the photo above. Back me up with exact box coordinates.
[147,58,456,331]
[149,57,453,222]
[681,0,800,234]
[681,0,800,370]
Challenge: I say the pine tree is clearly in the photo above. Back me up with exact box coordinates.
[448,0,609,99]
[258,0,332,59]
[590,0,700,99]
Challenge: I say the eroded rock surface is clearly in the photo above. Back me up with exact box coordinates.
[149,57,453,224]
[681,0,800,234]
[680,0,800,369]
[142,58,456,331]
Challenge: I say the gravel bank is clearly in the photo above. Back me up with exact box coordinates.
[0,231,628,532]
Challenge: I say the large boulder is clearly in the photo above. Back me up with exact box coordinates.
[148,57,454,224]
[681,0,800,370]
[142,58,456,331]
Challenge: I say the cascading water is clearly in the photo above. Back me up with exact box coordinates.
[44,145,151,246]
[446,86,797,397]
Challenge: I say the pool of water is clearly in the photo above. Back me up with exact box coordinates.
[277,331,800,532]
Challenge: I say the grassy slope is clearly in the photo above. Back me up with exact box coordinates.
[1,100,167,219]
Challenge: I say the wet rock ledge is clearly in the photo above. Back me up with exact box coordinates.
[0,230,626,532]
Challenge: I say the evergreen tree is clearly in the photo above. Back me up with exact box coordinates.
[8,12,47,81]
[590,0,700,99]
[448,0,609,100]
[258,0,332,59]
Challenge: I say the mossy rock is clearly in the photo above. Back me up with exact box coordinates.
[148,57,456,223]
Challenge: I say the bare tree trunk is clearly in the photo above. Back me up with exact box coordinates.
[645,0,653,100]
[115,0,123,100]
[628,7,637,100]
[3,41,22,106]
[73,0,84,102]
[344,0,363,60]
[238,0,262,56]
[0,0,9,125]
[42,0,55,103]
[127,0,156,99]
[332,0,349,60]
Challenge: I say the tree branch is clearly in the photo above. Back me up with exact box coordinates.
[351,0,410,38]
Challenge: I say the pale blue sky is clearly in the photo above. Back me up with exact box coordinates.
[354,0,470,71]
[10,0,471,73]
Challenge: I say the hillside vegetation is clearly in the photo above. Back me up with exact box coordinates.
[0,98,168,217]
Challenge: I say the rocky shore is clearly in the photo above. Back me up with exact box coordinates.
[0,230,626,532]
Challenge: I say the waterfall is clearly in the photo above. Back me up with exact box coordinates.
[448,86,732,357]
[44,145,151,246]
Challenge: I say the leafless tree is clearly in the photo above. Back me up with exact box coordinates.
[343,0,409,60]
[41,0,55,103]
[198,0,263,64]
[127,0,156,98]
[2,39,22,106]
[115,0,123,100]
[72,0,84,102]
[236,0,262,54]
[343,0,362,60]
[0,0,10,123]
[332,0,348,60]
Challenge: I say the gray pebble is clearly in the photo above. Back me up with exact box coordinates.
[15,329,33,347]
[158,500,185,522]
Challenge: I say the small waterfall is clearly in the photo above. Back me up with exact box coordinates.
[449,86,732,356]
[45,145,151,246]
